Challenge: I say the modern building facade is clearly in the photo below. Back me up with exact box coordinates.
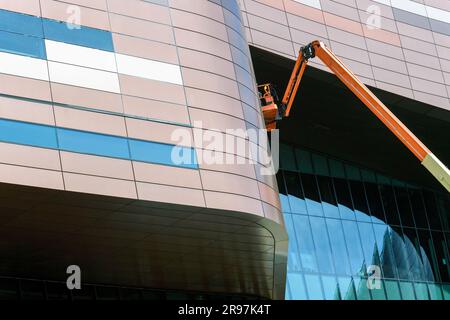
[0,0,449,300]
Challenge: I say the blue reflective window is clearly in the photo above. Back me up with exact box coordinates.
[442,284,450,300]
[292,215,318,273]
[284,171,307,214]
[57,128,130,160]
[342,220,365,276]
[277,172,291,212]
[284,214,302,272]
[395,186,415,227]
[357,222,379,271]
[349,180,372,222]
[390,226,413,280]
[0,30,46,59]
[0,9,43,37]
[385,280,402,300]
[338,277,356,300]
[403,228,428,281]
[399,281,415,300]
[326,218,351,275]
[372,224,398,278]
[0,119,57,149]
[304,274,324,300]
[317,176,340,218]
[333,178,355,220]
[370,280,387,300]
[43,19,114,51]
[129,139,197,169]
[414,282,430,300]
[364,182,386,224]
[321,276,340,300]
[428,283,444,300]
[286,273,308,300]
[301,173,323,217]
[309,216,335,274]
[353,276,371,300]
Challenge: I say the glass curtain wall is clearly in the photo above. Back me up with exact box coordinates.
[278,144,450,300]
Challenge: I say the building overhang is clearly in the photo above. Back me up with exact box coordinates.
[0,181,287,299]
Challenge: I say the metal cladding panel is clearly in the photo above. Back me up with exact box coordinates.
[0,0,287,299]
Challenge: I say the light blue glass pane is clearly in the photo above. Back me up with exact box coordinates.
[349,181,372,223]
[304,274,324,300]
[43,18,114,52]
[287,273,308,300]
[338,277,356,300]
[357,222,380,270]
[301,173,323,217]
[0,30,46,59]
[342,220,365,276]
[322,202,340,218]
[442,284,450,300]
[338,204,355,220]
[0,119,57,149]
[399,281,415,300]
[283,171,307,214]
[292,214,318,273]
[309,216,335,274]
[414,282,430,300]
[390,227,413,280]
[288,194,307,214]
[428,283,443,300]
[384,280,402,300]
[129,140,197,169]
[0,9,43,37]
[333,178,355,220]
[317,176,340,218]
[403,233,425,281]
[372,224,398,278]
[57,128,129,159]
[370,279,386,300]
[284,214,302,272]
[321,276,340,300]
[279,194,291,212]
[326,218,351,275]
[353,277,371,300]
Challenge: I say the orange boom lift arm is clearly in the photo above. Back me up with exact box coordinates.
[259,40,450,192]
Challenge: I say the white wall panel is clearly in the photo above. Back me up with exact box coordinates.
[374,0,450,24]
[45,40,117,72]
[0,52,49,81]
[116,53,183,85]
[48,61,121,93]
[293,0,322,10]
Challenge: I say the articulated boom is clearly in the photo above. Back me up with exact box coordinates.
[258,40,450,193]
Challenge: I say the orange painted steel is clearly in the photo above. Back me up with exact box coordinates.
[310,41,430,161]
[281,56,307,117]
[264,40,431,161]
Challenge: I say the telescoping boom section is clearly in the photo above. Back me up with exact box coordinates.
[258,40,450,193]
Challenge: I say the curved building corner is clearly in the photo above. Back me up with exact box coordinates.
[0,0,287,300]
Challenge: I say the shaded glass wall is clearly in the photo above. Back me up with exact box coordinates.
[278,144,450,300]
